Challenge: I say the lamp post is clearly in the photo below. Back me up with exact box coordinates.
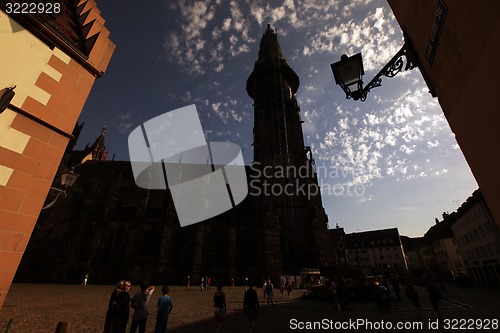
[42,168,79,209]
[330,37,418,101]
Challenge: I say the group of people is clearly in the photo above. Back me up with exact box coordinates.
[200,276,211,291]
[405,280,443,319]
[278,279,294,298]
[101,279,258,333]
[212,280,268,333]
[262,278,274,307]
[371,276,444,320]
[103,280,173,333]
[101,273,449,332]
[185,275,214,291]
[370,276,443,320]
[327,278,350,320]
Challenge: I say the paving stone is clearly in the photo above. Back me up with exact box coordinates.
[0,284,498,332]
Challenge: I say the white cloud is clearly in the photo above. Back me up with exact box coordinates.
[113,112,134,134]
[250,4,265,25]
[427,140,440,148]
[316,78,461,189]
[211,98,243,124]
[223,18,232,31]
[301,6,399,72]
[160,0,467,203]
[164,0,255,75]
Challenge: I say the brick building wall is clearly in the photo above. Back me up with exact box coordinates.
[0,0,114,308]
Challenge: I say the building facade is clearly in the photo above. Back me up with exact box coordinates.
[419,213,466,282]
[0,0,114,308]
[400,236,424,272]
[387,0,500,239]
[16,26,344,286]
[451,190,500,286]
[346,228,409,276]
[416,189,500,286]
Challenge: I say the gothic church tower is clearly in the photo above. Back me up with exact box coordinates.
[246,26,334,275]
[247,25,304,167]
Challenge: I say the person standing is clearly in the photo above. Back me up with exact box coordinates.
[213,284,227,333]
[392,279,401,301]
[336,279,349,320]
[112,280,132,333]
[285,279,293,298]
[328,279,337,311]
[428,282,442,319]
[244,283,259,333]
[244,277,249,290]
[155,286,173,333]
[130,281,155,333]
[82,272,89,286]
[405,283,421,319]
[104,280,125,333]
[265,278,274,307]
[186,276,191,291]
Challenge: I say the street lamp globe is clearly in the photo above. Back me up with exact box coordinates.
[330,53,365,100]
[60,168,79,188]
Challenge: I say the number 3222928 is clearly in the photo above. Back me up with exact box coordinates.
[5,2,61,14]
[443,319,498,330]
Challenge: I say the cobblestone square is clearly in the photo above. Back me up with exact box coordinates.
[0,283,499,332]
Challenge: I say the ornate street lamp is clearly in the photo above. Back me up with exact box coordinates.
[330,37,418,101]
[42,168,79,209]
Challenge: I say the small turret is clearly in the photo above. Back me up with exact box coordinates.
[87,126,108,161]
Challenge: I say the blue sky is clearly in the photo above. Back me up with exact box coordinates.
[77,0,478,237]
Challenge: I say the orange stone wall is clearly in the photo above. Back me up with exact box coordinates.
[0,1,114,308]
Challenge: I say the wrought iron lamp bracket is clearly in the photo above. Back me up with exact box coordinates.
[357,38,418,101]
[42,187,67,210]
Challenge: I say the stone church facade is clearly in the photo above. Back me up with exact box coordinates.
[16,26,346,285]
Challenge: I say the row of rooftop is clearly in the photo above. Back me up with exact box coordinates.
[344,189,500,287]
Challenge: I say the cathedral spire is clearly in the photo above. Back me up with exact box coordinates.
[246,25,299,100]
[86,126,108,161]
[256,24,286,66]
[247,25,303,167]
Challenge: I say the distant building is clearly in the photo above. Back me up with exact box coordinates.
[346,228,408,276]
[451,189,500,286]
[419,189,500,286]
[387,0,500,245]
[419,213,466,282]
[16,26,346,286]
[0,0,114,308]
[400,236,424,272]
